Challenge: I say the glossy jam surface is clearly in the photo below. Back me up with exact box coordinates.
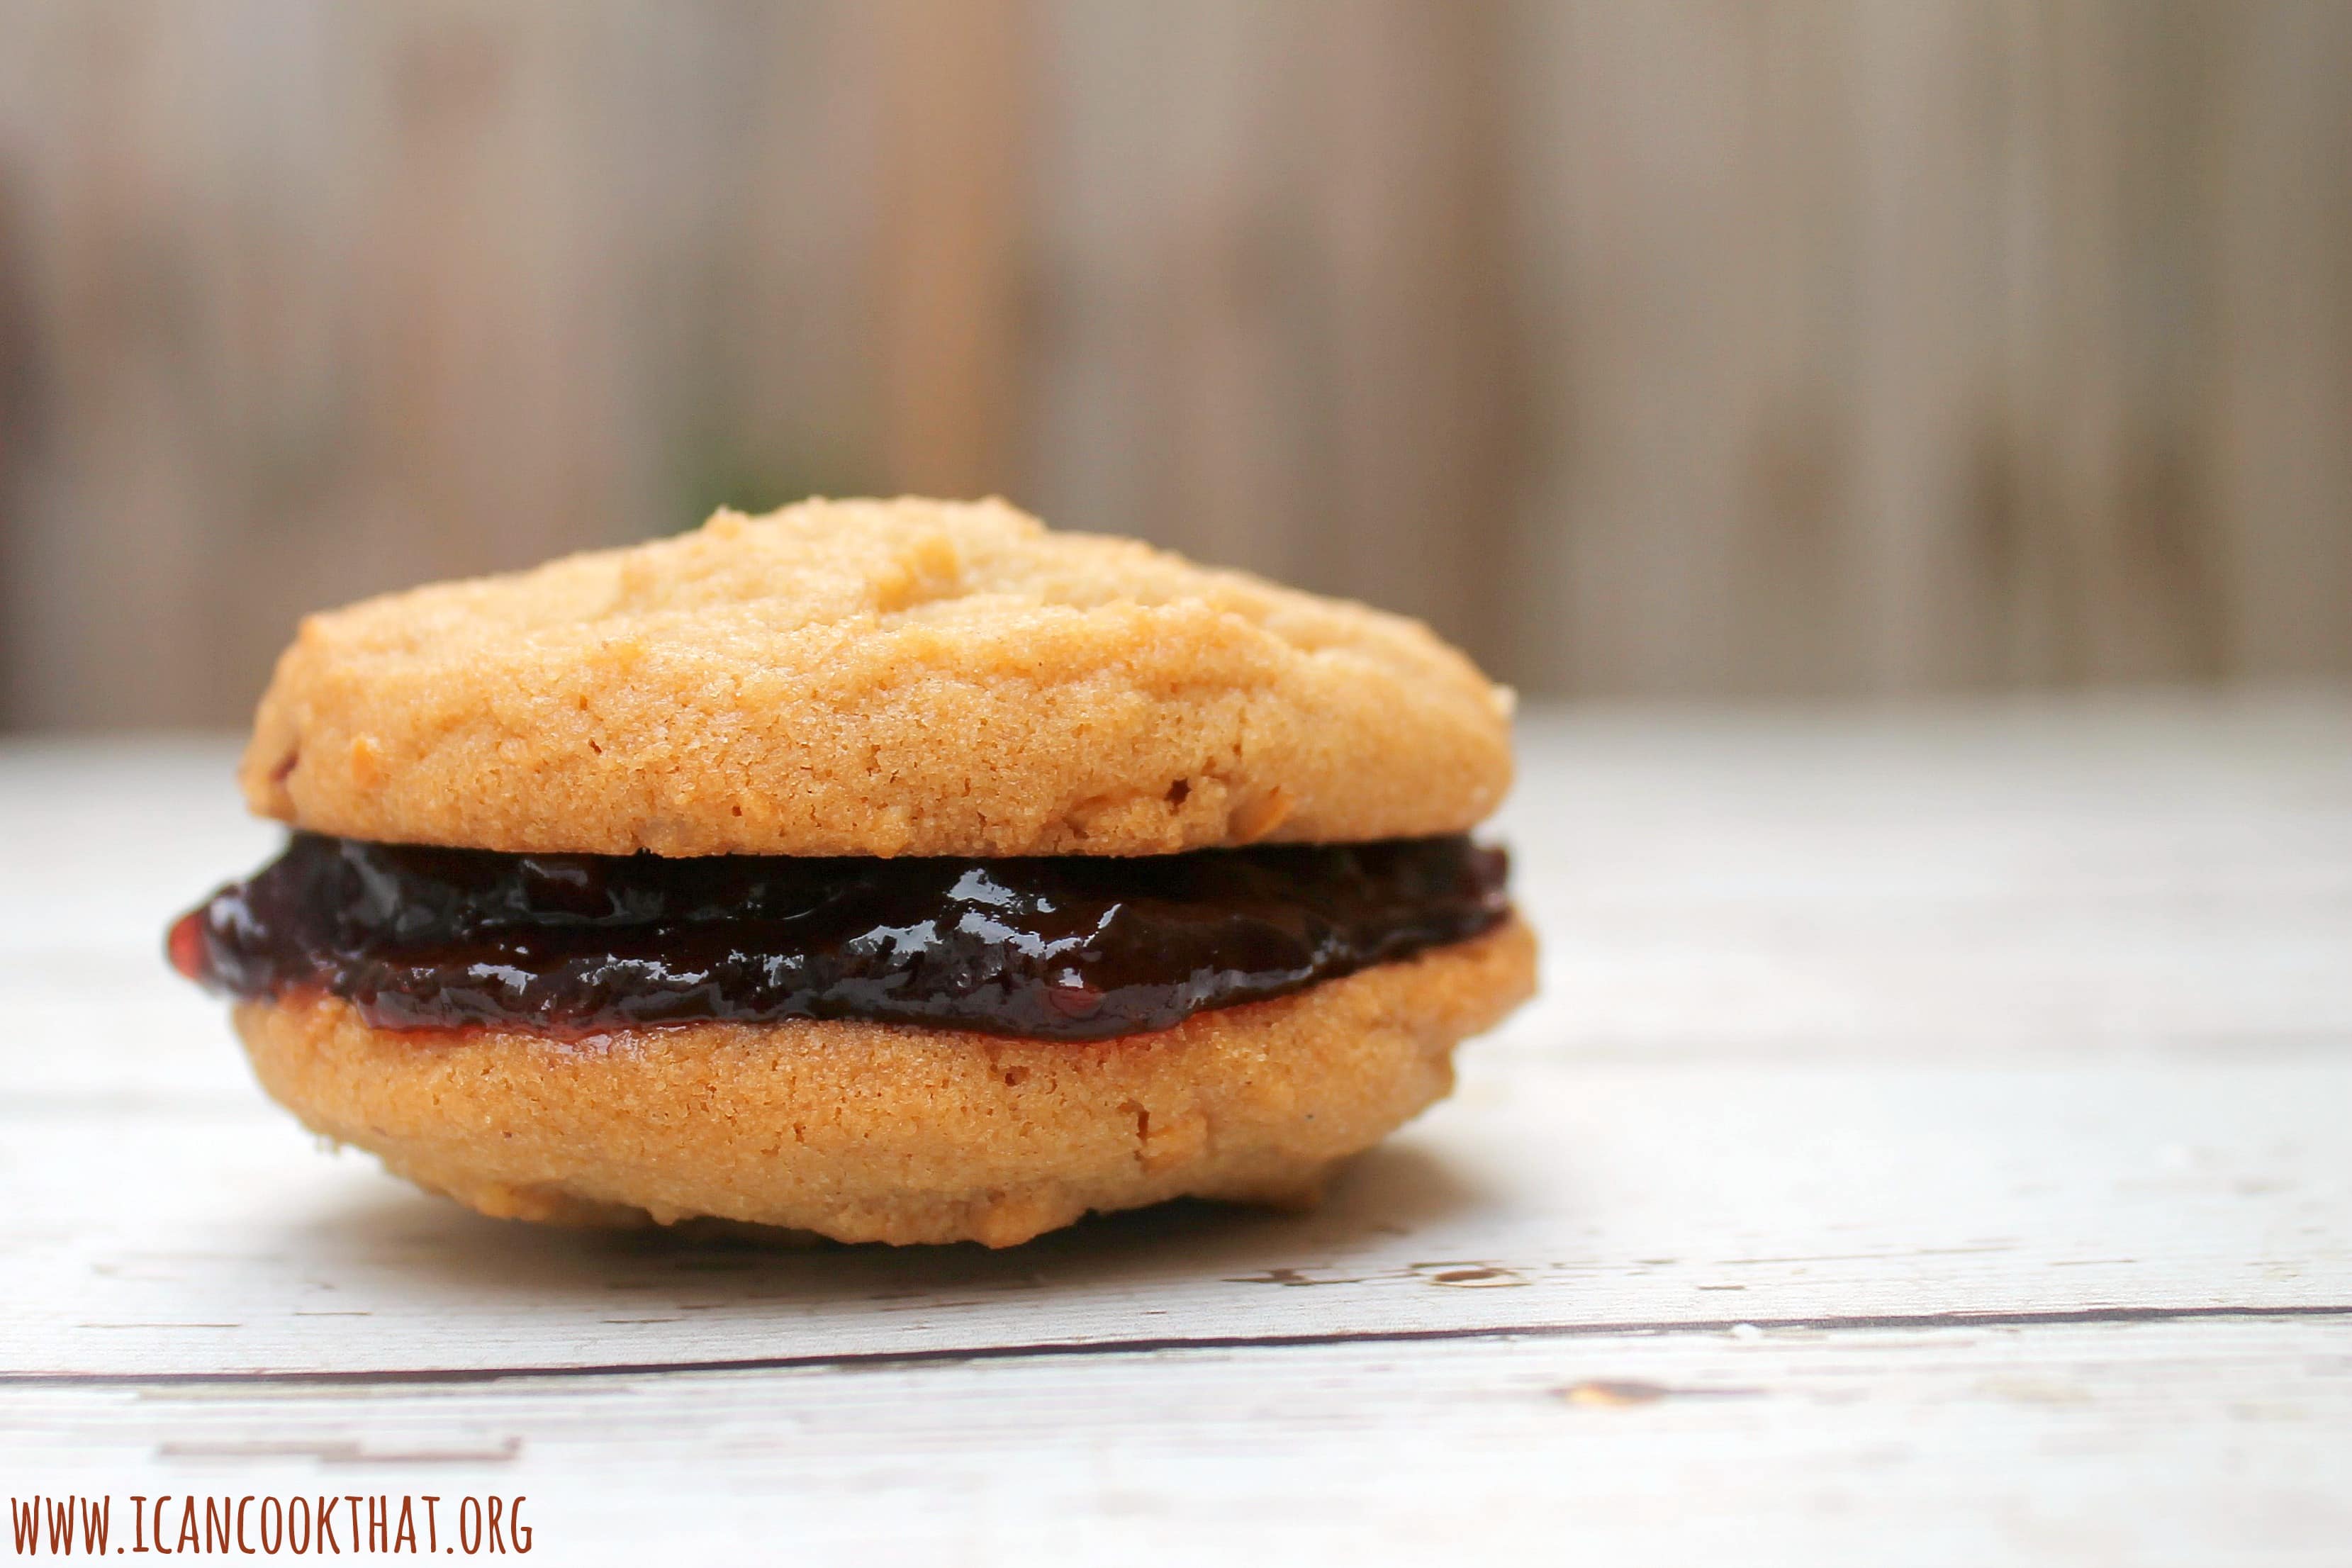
[169,834,1511,1041]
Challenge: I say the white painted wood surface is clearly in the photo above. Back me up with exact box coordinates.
[3,698,2348,1564]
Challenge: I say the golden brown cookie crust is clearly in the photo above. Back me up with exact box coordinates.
[234,918,1535,1247]
[240,497,1514,858]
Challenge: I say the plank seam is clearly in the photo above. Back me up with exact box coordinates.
[6,1302,2346,1389]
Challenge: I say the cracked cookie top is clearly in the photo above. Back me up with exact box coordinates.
[241,497,1514,856]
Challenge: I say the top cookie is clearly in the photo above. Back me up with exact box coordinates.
[240,498,1514,858]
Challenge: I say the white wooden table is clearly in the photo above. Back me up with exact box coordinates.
[4,698,2348,1564]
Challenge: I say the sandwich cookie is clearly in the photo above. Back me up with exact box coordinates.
[171,497,1534,1245]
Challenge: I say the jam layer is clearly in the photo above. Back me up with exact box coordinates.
[170,834,1511,1041]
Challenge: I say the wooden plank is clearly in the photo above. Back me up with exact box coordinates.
[2210,0,2352,681]
[20,698,2350,1080]
[1026,0,1513,666]
[1496,697,2352,1058]
[1504,0,1871,695]
[11,699,2352,1067]
[1024,0,1323,579]
[1285,0,1519,666]
[2009,0,2233,684]
[874,0,1026,500]
[9,1318,2350,1563]
[21,1043,2352,1374]
[4,1053,2345,1377]
[2,703,2346,1379]
[1,703,2346,1557]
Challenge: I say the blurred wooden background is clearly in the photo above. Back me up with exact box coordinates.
[0,1,2346,728]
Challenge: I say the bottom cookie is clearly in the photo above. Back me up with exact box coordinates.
[233,917,1535,1247]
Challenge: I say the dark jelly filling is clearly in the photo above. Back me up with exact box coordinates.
[168,833,1511,1042]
